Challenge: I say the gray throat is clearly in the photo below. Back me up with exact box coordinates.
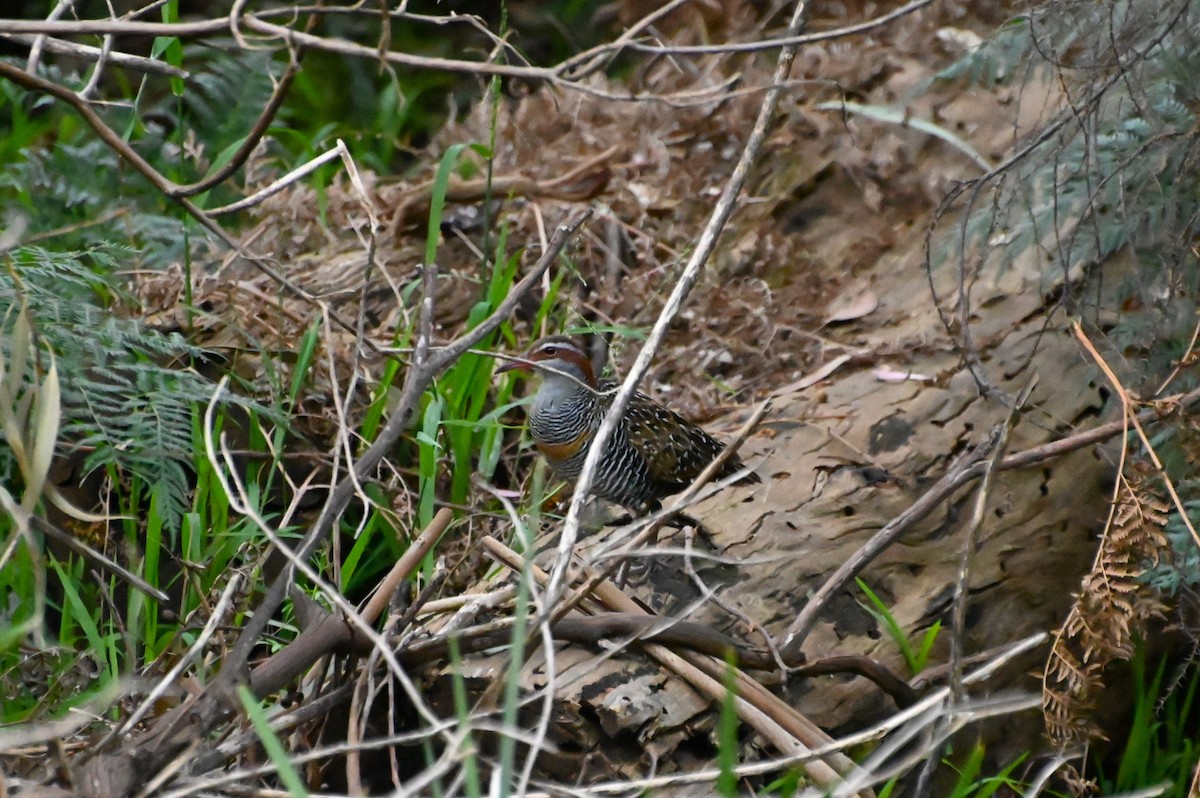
[529,371,597,446]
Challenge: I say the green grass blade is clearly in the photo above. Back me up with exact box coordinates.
[289,318,322,406]
[50,556,108,669]
[946,743,986,798]
[418,394,443,528]
[914,620,942,673]
[716,656,740,796]
[237,685,311,797]
[856,578,919,674]
[425,143,470,266]
[448,636,482,798]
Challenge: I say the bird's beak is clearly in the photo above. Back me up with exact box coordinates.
[496,357,531,375]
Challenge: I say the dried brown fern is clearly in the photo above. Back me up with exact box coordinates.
[1043,465,1171,748]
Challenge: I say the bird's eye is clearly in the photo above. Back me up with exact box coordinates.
[543,346,558,355]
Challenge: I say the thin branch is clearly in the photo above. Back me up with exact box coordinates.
[622,0,936,56]
[1073,322,1200,551]
[544,0,811,609]
[914,378,1035,796]
[172,44,307,198]
[949,377,1036,700]
[1,33,188,77]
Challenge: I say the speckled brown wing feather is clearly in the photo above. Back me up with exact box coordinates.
[624,392,753,490]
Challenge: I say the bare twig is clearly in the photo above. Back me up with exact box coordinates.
[543,0,807,599]
[29,516,167,603]
[482,535,865,794]
[1,33,188,76]
[949,377,1037,699]
[106,575,242,744]
[1074,322,1200,551]
[914,377,1035,796]
[621,0,936,56]
[172,44,308,198]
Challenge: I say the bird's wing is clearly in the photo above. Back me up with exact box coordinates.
[624,394,728,488]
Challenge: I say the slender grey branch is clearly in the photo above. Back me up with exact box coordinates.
[543,0,810,605]
[624,0,935,56]
[1,33,189,77]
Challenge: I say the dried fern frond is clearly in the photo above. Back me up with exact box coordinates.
[1043,466,1172,748]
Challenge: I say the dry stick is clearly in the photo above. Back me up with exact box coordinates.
[779,440,988,661]
[0,12,557,85]
[104,575,243,746]
[76,31,113,100]
[544,0,811,609]
[624,0,936,56]
[241,16,559,80]
[465,616,913,706]
[1,32,188,76]
[29,515,167,602]
[829,696,1044,798]
[509,635,1048,798]
[244,508,451,696]
[1023,751,1084,798]
[397,610,911,677]
[581,573,871,796]
[1155,311,1200,395]
[913,378,1035,798]
[164,725,468,798]
[949,378,1036,700]
[191,683,358,775]
[25,0,73,74]
[208,144,345,217]
[388,568,449,637]
[346,660,367,797]
[237,16,722,106]
[0,0,913,70]
[69,215,587,798]
[680,521,790,672]
[3,0,933,80]
[171,45,308,198]
[557,0,694,79]
[780,382,1200,659]
[0,17,231,35]
[481,537,870,797]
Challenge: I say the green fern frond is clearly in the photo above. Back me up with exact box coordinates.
[926,15,1035,88]
[1,245,266,533]
[932,1,1200,325]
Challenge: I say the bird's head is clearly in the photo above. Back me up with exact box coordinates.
[497,335,596,387]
